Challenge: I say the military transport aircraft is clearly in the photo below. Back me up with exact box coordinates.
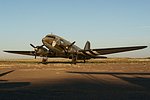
[4,34,147,64]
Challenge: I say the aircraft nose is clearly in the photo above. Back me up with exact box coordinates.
[42,36,62,52]
[42,37,52,45]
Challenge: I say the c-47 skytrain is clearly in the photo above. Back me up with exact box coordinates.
[4,34,147,64]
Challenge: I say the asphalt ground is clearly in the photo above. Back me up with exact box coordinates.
[0,58,150,100]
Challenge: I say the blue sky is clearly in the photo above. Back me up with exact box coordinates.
[0,0,149,59]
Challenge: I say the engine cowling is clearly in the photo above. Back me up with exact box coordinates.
[36,47,48,57]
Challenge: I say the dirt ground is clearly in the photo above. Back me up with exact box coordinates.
[0,58,150,100]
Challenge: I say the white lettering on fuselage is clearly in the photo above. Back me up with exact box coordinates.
[52,41,56,47]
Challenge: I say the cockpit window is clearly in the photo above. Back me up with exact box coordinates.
[60,39,64,44]
[46,35,55,39]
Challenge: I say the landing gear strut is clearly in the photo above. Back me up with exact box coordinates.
[84,59,86,63]
[72,54,77,64]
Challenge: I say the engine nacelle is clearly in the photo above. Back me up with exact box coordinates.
[36,47,48,57]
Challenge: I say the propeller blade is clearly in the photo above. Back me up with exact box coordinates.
[30,44,37,59]
[69,41,75,48]
[67,41,75,50]
[64,41,76,55]
[30,44,36,48]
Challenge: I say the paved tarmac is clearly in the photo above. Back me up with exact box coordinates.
[0,59,150,100]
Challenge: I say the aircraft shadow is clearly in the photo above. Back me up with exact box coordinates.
[66,71,150,75]
[38,61,87,64]
[67,71,150,89]
[38,61,72,64]
[113,75,150,89]
[1,77,150,100]
[1,71,150,100]
[0,70,31,89]
[0,70,15,77]
[0,82,31,89]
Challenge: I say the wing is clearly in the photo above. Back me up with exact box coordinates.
[4,50,63,58]
[4,51,35,56]
[79,46,147,56]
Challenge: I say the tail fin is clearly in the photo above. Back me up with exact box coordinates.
[84,41,90,50]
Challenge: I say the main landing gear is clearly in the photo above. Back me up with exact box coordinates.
[72,54,77,64]
[42,57,48,64]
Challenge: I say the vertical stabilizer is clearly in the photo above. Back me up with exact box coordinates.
[84,41,90,50]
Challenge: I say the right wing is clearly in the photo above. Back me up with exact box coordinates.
[91,46,147,55]
[78,46,147,57]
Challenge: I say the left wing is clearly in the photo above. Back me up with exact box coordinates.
[79,46,147,56]
[4,51,35,56]
[4,50,63,58]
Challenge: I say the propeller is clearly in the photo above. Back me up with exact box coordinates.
[65,41,78,64]
[67,41,75,50]
[65,41,76,54]
[30,44,44,59]
[30,44,36,48]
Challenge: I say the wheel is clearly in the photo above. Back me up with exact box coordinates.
[72,55,77,64]
[42,57,48,64]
